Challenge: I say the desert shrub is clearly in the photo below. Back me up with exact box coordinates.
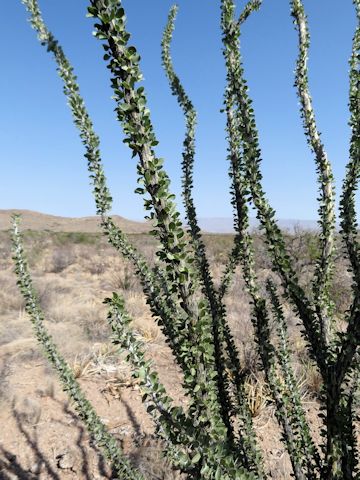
[0,272,25,314]
[110,265,139,292]
[81,307,110,342]
[0,232,12,269]
[12,0,360,479]
[53,232,101,246]
[49,246,76,273]
[91,261,108,276]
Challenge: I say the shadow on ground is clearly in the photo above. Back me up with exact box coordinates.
[0,394,182,480]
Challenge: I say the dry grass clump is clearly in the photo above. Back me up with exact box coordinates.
[244,374,270,417]
[109,265,139,292]
[0,270,25,314]
[47,246,76,273]
[71,343,130,379]
[301,362,323,399]
[78,302,110,342]
[128,436,185,480]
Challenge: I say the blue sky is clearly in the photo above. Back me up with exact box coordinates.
[1,1,357,220]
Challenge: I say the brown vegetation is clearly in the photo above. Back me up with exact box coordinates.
[0,228,353,478]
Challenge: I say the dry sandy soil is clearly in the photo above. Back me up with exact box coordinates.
[0,213,350,479]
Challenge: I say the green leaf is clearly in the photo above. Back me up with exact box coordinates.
[191,452,201,464]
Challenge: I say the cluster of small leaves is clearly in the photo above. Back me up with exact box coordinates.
[21,0,111,216]
[161,8,262,468]
[20,0,178,348]
[291,0,336,345]
[88,0,197,303]
[21,0,200,389]
[104,293,196,471]
[105,293,260,480]
[86,7,234,444]
[87,5,271,476]
[221,4,322,477]
[221,0,360,478]
[266,280,322,477]
[322,2,360,476]
[161,5,215,326]
[340,0,360,286]
[11,216,143,480]
[20,1,263,477]
[161,5,205,288]
[221,0,328,382]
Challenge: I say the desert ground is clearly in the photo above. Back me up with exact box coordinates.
[0,211,354,479]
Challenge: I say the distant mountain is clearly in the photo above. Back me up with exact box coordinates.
[0,210,321,234]
[197,217,319,233]
[0,210,150,234]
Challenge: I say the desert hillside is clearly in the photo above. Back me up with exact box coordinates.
[0,209,150,234]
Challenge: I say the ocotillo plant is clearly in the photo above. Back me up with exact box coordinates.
[12,0,360,478]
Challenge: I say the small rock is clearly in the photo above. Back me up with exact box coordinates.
[56,450,76,470]
[30,461,44,473]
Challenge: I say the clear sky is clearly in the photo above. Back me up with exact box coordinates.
[1,1,357,221]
